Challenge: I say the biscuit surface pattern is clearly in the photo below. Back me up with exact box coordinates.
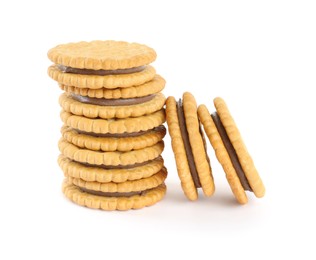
[48,40,157,70]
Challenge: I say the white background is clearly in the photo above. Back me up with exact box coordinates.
[1,0,315,259]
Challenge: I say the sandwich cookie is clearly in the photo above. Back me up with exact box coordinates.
[60,109,165,134]
[58,155,165,183]
[166,92,214,201]
[198,97,265,204]
[47,40,157,89]
[66,166,167,193]
[61,125,166,152]
[58,138,164,167]
[59,74,165,99]
[62,179,166,211]
[59,92,166,119]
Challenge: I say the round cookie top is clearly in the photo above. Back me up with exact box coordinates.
[47,40,157,70]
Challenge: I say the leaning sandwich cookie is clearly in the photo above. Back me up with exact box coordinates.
[166,92,215,201]
[198,97,265,204]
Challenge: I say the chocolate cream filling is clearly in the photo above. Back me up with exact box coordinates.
[176,99,201,188]
[211,112,253,192]
[70,93,156,106]
[57,64,146,76]
[79,184,165,198]
[76,126,165,138]
[80,187,145,197]
[81,158,158,170]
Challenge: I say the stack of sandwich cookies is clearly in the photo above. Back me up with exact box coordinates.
[48,40,168,210]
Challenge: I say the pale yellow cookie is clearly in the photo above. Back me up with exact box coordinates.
[214,97,265,198]
[183,92,215,197]
[61,125,166,152]
[59,138,164,166]
[198,104,248,204]
[48,40,157,70]
[58,155,164,183]
[62,179,166,211]
[59,74,165,99]
[60,109,166,134]
[59,92,165,119]
[67,167,167,192]
[48,65,156,89]
[165,96,197,201]
[198,98,265,204]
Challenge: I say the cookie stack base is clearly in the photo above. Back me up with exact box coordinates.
[62,180,167,211]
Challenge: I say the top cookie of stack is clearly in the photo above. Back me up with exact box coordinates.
[48,40,167,210]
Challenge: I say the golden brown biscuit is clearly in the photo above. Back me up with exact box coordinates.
[48,64,156,89]
[59,138,164,166]
[61,125,166,152]
[198,98,265,204]
[67,167,167,192]
[58,155,164,183]
[183,93,215,196]
[62,179,166,211]
[166,96,197,200]
[59,74,165,99]
[165,92,214,201]
[60,109,166,134]
[59,92,165,119]
[48,40,157,70]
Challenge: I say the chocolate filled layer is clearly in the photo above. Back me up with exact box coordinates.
[82,159,157,170]
[57,64,146,76]
[211,112,252,191]
[80,187,143,197]
[176,99,201,188]
[76,126,165,138]
[70,93,155,106]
